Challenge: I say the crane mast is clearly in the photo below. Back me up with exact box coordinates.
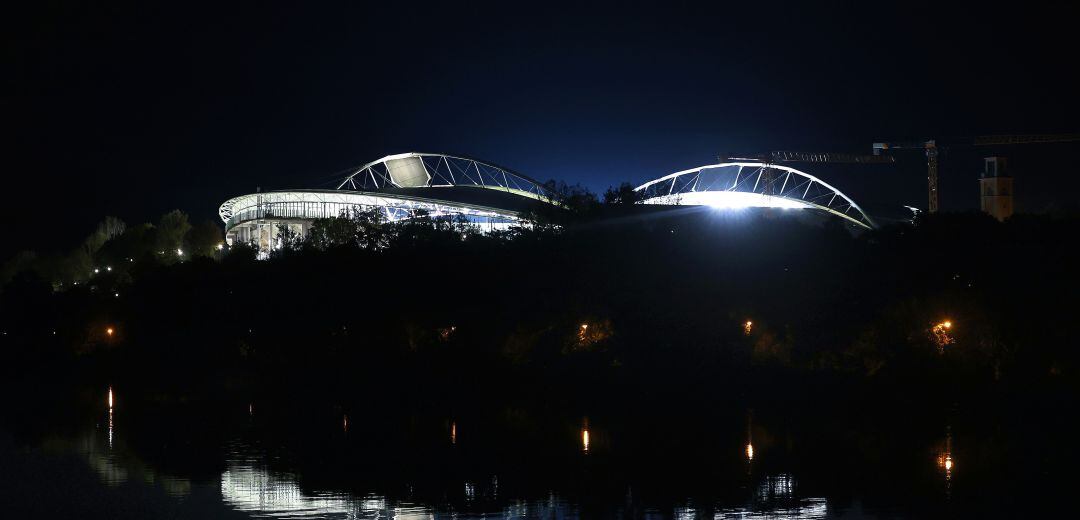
[926,141,939,213]
[874,135,1080,213]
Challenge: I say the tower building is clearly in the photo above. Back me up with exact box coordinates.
[979,156,1013,221]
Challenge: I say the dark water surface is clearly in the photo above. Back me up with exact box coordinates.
[1,385,1076,518]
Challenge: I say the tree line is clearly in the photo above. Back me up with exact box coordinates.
[0,210,222,290]
[1,199,1078,413]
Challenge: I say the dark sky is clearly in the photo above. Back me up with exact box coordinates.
[4,2,1079,257]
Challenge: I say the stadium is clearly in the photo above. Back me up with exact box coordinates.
[218,152,559,250]
[219,153,874,252]
[634,161,875,230]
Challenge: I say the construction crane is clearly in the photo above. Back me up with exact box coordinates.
[722,151,896,165]
[873,134,1080,213]
[719,151,895,197]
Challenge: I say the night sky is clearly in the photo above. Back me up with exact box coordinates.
[5,2,1079,257]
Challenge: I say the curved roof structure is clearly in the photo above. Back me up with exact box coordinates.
[336,152,558,205]
[218,152,563,251]
[219,152,561,230]
[634,162,875,229]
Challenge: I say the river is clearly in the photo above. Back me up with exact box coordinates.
[0,385,1074,518]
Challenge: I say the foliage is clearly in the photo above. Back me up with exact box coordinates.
[0,211,221,289]
[83,216,126,257]
[603,182,643,205]
[187,219,224,257]
[306,207,388,251]
[156,209,192,255]
[0,250,37,287]
[2,204,1079,409]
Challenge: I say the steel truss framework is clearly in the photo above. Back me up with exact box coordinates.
[218,190,520,231]
[335,152,558,204]
[634,162,875,229]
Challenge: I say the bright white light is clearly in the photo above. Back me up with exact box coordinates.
[651,191,812,210]
[634,161,875,229]
[106,266,112,272]
[220,464,382,517]
[94,268,100,274]
[176,249,184,256]
[216,243,225,251]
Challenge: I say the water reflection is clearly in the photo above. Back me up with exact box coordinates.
[714,497,828,519]
[937,425,955,497]
[581,417,590,454]
[37,392,193,497]
[713,473,828,519]
[745,410,754,464]
[220,460,416,518]
[15,393,985,518]
[219,453,579,518]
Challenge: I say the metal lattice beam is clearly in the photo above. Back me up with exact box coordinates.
[633,162,875,229]
[335,152,558,205]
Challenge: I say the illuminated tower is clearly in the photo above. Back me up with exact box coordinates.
[979,157,1013,221]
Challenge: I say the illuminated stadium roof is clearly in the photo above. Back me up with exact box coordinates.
[634,161,875,229]
[218,153,561,250]
[219,152,559,229]
[335,152,557,204]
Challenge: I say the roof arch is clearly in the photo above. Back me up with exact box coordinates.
[335,152,558,205]
[634,162,875,229]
